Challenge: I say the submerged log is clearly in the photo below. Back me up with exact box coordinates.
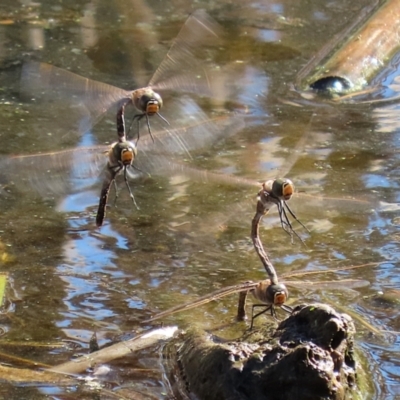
[163,303,358,400]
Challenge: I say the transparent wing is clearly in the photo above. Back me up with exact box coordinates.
[143,281,258,322]
[128,97,245,176]
[149,9,222,96]
[20,61,131,137]
[284,279,370,290]
[0,146,108,197]
[19,11,223,141]
[0,99,244,197]
[281,262,381,279]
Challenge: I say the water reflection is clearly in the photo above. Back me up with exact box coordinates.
[0,0,399,399]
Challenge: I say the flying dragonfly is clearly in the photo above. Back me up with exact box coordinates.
[0,95,374,230]
[20,9,222,145]
[0,122,375,230]
[153,157,375,245]
[0,100,244,225]
[96,138,138,226]
[253,178,309,245]
[163,107,379,241]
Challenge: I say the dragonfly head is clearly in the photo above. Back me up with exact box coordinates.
[112,141,137,166]
[135,90,163,115]
[267,283,289,306]
[269,178,294,201]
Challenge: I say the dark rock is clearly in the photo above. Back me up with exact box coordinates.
[162,303,359,400]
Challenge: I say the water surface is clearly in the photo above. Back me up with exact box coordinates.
[0,0,399,398]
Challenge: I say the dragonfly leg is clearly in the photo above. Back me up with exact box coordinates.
[124,168,139,210]
[279,202,306,246]
[131,112,168,145]
[129,113,144,145]
[126,114,136,142]
[282,206,306,245]
[145,114,155,143]
[281,304,293,314]
[112,179,119,208]
[156,112,170,126]
[277,202,294,244]
[250,304,273,329]
[284,202,310,233]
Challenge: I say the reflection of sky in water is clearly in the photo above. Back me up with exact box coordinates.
[58,190,98,212]
[373,58,400,136]
[258,29,280,42]
[250,2,282,13]
[258,137,286,174]
[313,11,327,21]
[363,174,391,189]
[237,66,269,115]
[54,116,133,330]
[373,52,400,92]
[59,232,123,326]
[373,104,400,134]
[62,233,121,273]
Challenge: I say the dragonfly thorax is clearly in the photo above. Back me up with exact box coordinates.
[133,88,163,115]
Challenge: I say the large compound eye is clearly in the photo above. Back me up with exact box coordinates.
[266,283,289,305]
[113,141,136,166]
[153,92,163,108]
[137,91,163,114]
[272,178,294,200]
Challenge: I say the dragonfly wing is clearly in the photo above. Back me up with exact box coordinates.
[285,279,370,290]
[149,10,222,96]
[143,281,258,322]
[127,96,245,177]
[0,146,108,197]
[20,62,131,137]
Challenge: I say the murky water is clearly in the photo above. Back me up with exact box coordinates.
[0,0,399,399]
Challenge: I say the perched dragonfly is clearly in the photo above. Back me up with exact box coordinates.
[20,9,222,144]
[142,264,372,329]
[143,191,369,328]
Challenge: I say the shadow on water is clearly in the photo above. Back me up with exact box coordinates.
[0,0,399,398]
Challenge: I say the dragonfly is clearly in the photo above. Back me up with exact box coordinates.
[143,190,370,328]
[20,9,222,145]
[155,160,373,245]
[253,178,309,245]
[168,107,379,242]
[0,100,244,225]
[141,263,373,329]
[96,138,138,226]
